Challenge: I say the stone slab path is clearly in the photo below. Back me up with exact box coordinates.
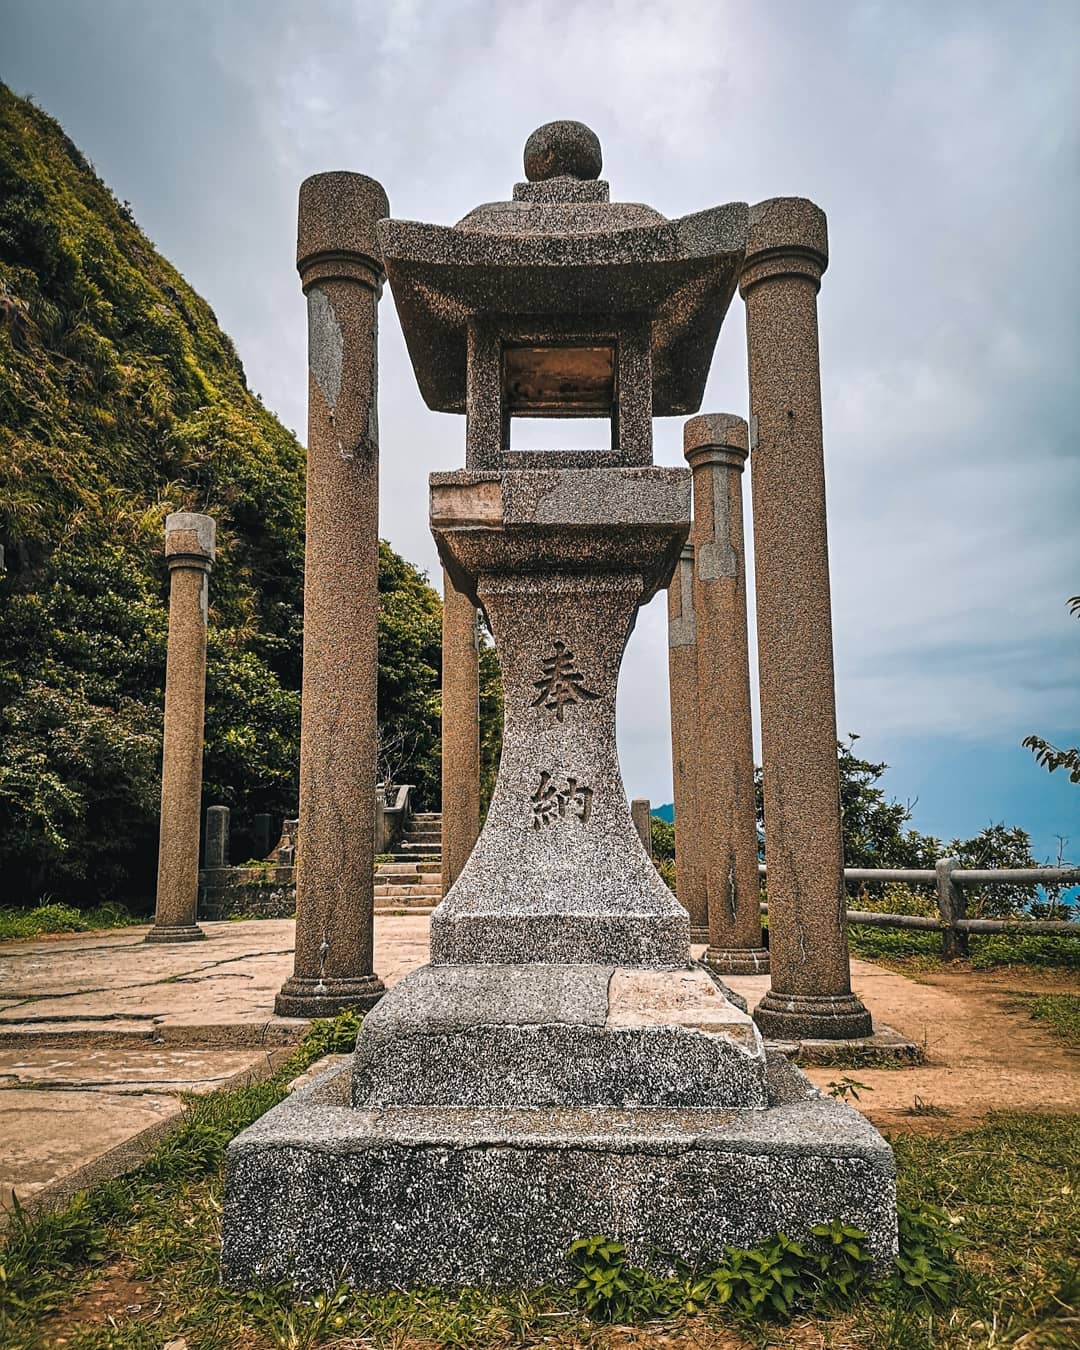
[1,918,1076,1210]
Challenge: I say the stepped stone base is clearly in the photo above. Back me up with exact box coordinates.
[352,963,767,1109]
[221,1055,897,1291]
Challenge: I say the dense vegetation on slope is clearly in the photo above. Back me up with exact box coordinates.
[0,85,485,907]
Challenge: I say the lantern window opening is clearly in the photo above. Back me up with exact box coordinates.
[502,338,617,454]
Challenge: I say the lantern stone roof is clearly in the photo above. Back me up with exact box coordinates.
[376,121,748,417]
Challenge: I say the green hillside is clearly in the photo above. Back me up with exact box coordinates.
[0,84,482,907]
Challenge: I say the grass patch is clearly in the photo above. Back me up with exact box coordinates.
[2,1017,1077,1349]
[1006,992,1080,1048]
[0,901,145,941]
[848,923,1080,972]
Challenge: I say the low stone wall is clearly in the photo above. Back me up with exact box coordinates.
[199,866,296,921]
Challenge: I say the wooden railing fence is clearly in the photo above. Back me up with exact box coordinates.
[757,860,1080,959]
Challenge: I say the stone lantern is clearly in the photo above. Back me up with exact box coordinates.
[222,123,895,1290]
[382,118,749,967]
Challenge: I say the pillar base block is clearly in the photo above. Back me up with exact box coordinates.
[753,990,872,1041]
[705,945,770,976]
[144,924,207,944]
[275,975,386,1019]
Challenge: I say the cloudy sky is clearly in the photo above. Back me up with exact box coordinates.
[4,0,1078,861]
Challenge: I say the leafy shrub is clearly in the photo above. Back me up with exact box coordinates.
[892,1200,964,1303]
[849,924,1080,971]
[0,899,142,939]
[568,1237,681,1323]
[302,1008,364,1057]
[650,815,675,862]
[568,1205,957,1326]
[853,882,936,917]
[11,901,84,933]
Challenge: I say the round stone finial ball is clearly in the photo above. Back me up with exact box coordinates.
[524,120,603,182]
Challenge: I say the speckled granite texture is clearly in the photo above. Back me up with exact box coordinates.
[222,1055,897,1290]
[377,121,748,455]
[740,199,871,1040]
[440,567,481,894]
[147,513,215,944]
[685,416,769,975]
[666,542,708,938]
[224,125,894,1291]
[275,173,389,1017]
[350,963,768,1109]
[428,467,690,967]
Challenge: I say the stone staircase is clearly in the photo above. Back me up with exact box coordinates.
[374,812,442,914]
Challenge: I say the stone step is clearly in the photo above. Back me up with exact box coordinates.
[410,813,441,823]
[374,885,442,899]
[375,862,441,877]
[374,901,437,914]
[403,831,441,843]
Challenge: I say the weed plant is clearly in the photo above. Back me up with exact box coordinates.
[1006,992,1080,1047]
[0,901,144,940]
[848,924,1080,971]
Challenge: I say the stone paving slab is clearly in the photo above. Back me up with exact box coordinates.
[0,919,430,1046]
[0,1047,284,1209]
[0,1045,269,1091]
[2,1088,182,1206]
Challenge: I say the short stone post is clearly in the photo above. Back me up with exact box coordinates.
[631,799,653,857]
[935,856,967,960]
[374,791,389,857]
[667,544,708,940]
[204,805,230,869]
[685,415,769,975]
[146,512,215,944]
[254,813,272,861]
[275,172,390,1017]
[740,199,872,1039]
[441,567,481,895]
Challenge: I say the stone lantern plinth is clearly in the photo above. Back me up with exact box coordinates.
[222,123,895,1290]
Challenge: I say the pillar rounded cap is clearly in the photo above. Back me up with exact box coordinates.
[745,197,828,267]
[297,171,390,278]
[684,413,749,467]
[165,512,215,566]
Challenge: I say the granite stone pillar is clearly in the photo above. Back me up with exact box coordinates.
[254,813,273,861]
[685,415,769,975]
[146,512,215,944]
[275,173,389,1018]
[630,798,653,856]
[739,199,871,1039]
[440,566,481,895]
[666,544,708,940]
[204,805,230,870]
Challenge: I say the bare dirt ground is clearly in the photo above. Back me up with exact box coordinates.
[804,963,1080,1136]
